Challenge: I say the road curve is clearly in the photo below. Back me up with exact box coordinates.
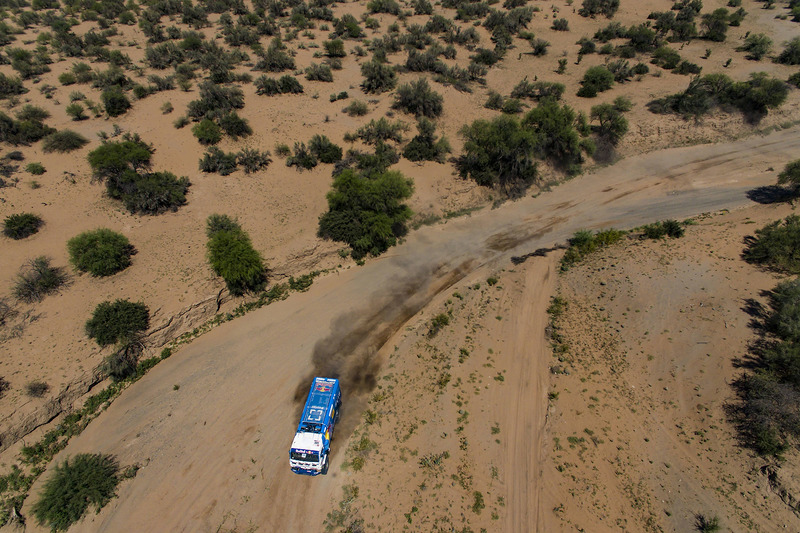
[25,126,800,532]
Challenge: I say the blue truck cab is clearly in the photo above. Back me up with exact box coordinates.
[289,377,342,475]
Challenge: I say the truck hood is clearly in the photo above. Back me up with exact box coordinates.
[291,432,323,452]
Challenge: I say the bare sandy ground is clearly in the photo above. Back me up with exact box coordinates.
[544,203,800,533]
[13,125,799,532]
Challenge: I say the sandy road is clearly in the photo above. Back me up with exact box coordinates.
[22,126,800,532]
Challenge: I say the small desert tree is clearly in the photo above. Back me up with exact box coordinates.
[318,168,414,259]
[456,114,538,197]
[206,215,267,295]
[13,257,69,303]
[778,159,800,189]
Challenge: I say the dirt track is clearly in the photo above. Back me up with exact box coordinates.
[21,126,800,532]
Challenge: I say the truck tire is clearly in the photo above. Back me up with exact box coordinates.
[322,455,329,475]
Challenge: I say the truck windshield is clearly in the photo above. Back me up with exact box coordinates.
[290,450,319,462]
[300,422,322,433]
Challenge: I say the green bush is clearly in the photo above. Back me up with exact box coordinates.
[642,219,684,239]
[101,86,131,117]
[120,171,189,214]
[206,219,266,295]
[778,159,800,189]
[324,39,346,58]
[344,100,369,116]
[65,102,86,121]
[255,74,304,95]
[12,256,68,303]
[308,135,343,164]
[590,103,628,145]
[206,213,241,238]
[255,37,296,72]
[67,228,133,277]
[648,72,788,119]
[41,130,89,153]
[286,142,318,170]
[318,168,414,259]
[3,212,43,239]
[237,148,271,174]
[199,147,238,175]
[218,112,252,140]
[186,82,245,121]
[347,117,407,145]
[403,117,450,162]
[192,119,222,145]
[305,63,333,82]
[393,78,444,118]
[361,59,397,94]
[456,114,537,196]
[742,215,800,274]
[777,37,800,65]
[739,33,772,61]
[560,228,625,270]
[32,453,120,531]
[577,66,614,97]
[579,0,619,18]
[86,299,149,346]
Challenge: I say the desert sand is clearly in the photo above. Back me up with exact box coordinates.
[1,0,800,531]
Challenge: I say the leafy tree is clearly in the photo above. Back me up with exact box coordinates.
[32,454,120,532]
[403,117,451,162]
[455,114,538,197]
[523,99,591,173]
[67,228,133,277]
[577,66,614,97]
[393,78,444,118]
[3,212,43,239]
[778,159,800,189]
[739,33,772,61]
[206,218,266,295]
[701,8,729,42]
[318,168,414,259]
[590,103,628,145]
[12,256,68,303]
[742,215,800,274]
[86,299,149,346]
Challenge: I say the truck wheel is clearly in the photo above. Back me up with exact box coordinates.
[322,456,329,475]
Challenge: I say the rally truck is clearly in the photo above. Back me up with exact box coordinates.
[289,377,342,475]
